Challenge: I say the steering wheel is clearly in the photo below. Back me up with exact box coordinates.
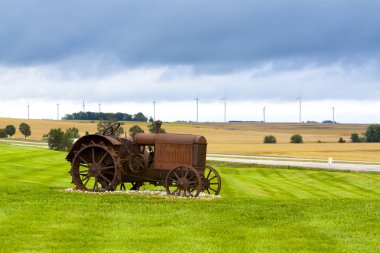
[102,122,121,136]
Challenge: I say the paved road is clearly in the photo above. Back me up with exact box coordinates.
[0,139,48,149]
[207,154,380,172]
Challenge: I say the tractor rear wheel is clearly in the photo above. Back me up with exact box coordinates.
[71,142,120,191]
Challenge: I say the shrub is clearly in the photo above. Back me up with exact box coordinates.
[365,124,380,142]
[47,128,79,151]
[338,137,346,143]
[351,133,361,143]
[290,134,303,143]
[263,135,277,144]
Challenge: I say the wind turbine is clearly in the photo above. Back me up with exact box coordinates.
[98,101,101,114]
[194,92,199,123]
[153,101,156,121]
[82,97,86,113]
[296,89,302,123]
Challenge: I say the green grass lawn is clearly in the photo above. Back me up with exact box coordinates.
[0,144,379,252]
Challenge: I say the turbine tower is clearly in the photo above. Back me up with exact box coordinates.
[98,102,101,114]
[153,101,156,121]
[57,100,59,120]
[221,96,227,123]
[297,89,302,123]
[263,106,266,123]
[82,97,86,112]
[195,93,199,123]
[332,106,335,124]
[27,104,30,119]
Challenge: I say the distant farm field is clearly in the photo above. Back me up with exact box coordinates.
[1,118,380,162]
[0,144,379,252]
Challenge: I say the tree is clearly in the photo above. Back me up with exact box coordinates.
[133,112,148,122]
[129,125,144,137]
[290,134,303,143]
[263,135,277,144]
[148,116,154,123]
[5,125,16,138]
[47,128,79,151]
[351,133,361,143]
[19,123,31,139]
[365,124,380,142]
[148,121,166,133]
[63,127,80,150]
[47,128,65,150]
[0,129,7,138]
[65,127,80,139]
[338,137,346,143]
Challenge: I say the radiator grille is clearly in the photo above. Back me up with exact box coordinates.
[194,144,207,170]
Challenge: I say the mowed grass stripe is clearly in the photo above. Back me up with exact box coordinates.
[269,169,333,198]
[0,145,70,187]
[305,172,374,198]
[217,165,380,199]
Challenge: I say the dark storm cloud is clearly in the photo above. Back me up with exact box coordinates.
[1,0,380,69]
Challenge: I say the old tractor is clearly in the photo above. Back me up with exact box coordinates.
[66,121,221,197]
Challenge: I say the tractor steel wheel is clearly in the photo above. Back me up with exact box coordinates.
[165,165,201,197]
[201,166,221,195]
[71,142,119,191]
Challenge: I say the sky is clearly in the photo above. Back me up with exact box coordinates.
[0,0,380,123]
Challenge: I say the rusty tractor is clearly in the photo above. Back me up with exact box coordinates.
[66,121,221,197]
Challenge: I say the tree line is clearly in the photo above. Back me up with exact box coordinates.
[62,111,149,122]
[0,123,31,139]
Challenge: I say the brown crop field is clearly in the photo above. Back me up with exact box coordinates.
[1,118,379,162]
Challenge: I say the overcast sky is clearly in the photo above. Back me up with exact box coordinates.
[0,0,380,122]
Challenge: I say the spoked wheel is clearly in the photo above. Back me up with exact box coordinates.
[165,165,201,197]
[201,166,221,195]
[128,154,145,173]
[71,142,119,191]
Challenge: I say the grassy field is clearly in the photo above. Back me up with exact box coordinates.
[1,118,380,161]
[0,144,379,252]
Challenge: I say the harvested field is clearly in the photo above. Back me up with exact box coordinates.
[1,118,379,162]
